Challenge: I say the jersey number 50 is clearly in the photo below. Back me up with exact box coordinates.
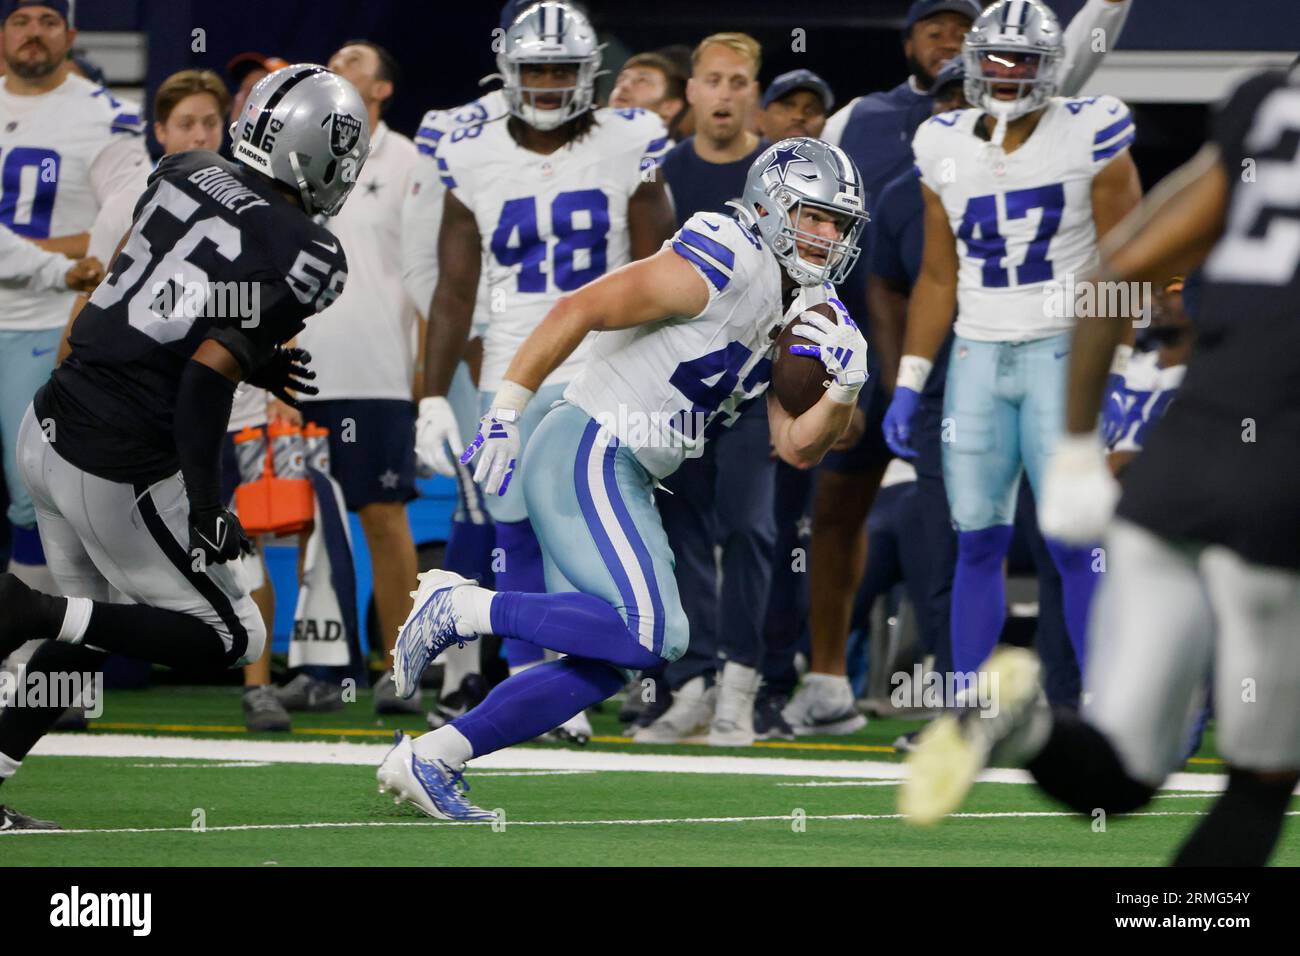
[491,189,609,293]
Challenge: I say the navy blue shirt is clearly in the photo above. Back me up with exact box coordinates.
[867,163,951,403]
[661,136,768,230]
[830,80,934,320]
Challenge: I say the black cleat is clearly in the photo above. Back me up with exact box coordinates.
[0,804,61,831]
[754,691,795,742]
[0,573,61,659]
[426,674,487,730]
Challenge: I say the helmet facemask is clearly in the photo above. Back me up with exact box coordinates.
[752,190,867,287]
[962,47,1061,124]
[498,57,599,131]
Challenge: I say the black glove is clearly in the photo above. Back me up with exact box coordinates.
[247,347,319,409]
[189,505,253,566]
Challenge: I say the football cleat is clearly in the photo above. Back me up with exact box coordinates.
[633,675,716,744]
[753,689,796,742]
[391,569,480,700]
[426,673,488,730]
[782,676,867,737]
[374,670,423,715]
[899,647,1044,826]
[375,732,496,822]
[546,709,592,746]
[0,804,60,831]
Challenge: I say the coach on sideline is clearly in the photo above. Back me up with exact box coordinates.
[296,40,424,715]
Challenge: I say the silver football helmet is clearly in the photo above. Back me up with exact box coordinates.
[962,0,1064,124]
[230,64,371,217]
[493,1,602,131]
[731,138,869,287]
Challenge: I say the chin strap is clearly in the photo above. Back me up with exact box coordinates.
[288,153,316,215]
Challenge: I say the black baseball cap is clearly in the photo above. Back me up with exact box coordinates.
[1,0,71,25]
[903,0,981,32]
[762,68,834,112]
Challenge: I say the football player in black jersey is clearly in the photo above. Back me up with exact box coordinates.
[903,66,1300,866]
[0,64,370,828]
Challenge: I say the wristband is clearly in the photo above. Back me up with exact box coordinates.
[827,379,864,406]
[491,380,535,420]
[1109,343,1133,377]
[896,354,933,393]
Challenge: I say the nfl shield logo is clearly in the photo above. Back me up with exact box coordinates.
[328,112,362,157]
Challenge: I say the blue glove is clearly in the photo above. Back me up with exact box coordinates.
[882,386,921,459]
[1099,372,1130,448]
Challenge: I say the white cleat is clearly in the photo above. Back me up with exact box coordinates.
[899,647,1044,826]
[391,569,480,700]
[708,661,761,747]
[782,674,867,737]
[375,731,496,822]
[633,675,716,744]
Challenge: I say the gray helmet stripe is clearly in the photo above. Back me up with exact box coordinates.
[249,66,326,151]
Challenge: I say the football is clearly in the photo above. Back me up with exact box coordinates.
[772,300,835,416]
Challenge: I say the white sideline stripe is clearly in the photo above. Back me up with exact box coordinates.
[777,781,902,788]
[8,810,1300,838]
[28,733,1267,794]
[121,762,589,778]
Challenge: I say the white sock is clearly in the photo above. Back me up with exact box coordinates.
[441,640,481,695]
[0,749,21,779]
[56,596,93,644]
[412,724,474,770]
[451,585,496,636]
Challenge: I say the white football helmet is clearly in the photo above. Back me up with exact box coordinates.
[962,0,1064,125]
[492,1,602,131]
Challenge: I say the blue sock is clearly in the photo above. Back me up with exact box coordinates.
[1044,539,1100,675]
[951,526,1013,673]
[444,518,496,586]
[495,519,547,669]
[11,525,46,565]
[490,590,663,670]
[453,657,624,757]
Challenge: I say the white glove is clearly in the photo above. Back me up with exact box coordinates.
[461,410,521,496]
[459,381,533,497]
[788,286,868,404]
[415,396,463,478]
[1038,431,1119,544]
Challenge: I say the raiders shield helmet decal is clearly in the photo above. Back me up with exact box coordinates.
[328,112,363,157]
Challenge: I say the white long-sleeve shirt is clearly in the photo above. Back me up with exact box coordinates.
[0,73,149,330]
[0,225,72,293]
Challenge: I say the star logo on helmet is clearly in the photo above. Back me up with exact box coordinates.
[763,141,818,185]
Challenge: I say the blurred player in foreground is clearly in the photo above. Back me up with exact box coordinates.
[903,66,1300,867]
[377,137,870,819]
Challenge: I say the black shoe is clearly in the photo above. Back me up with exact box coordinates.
[426,674,488,730]
[243,685,292,732]
[754,691,795,741]
[0,804,60,831]
[275,673,344,713]
[51,707,89,732]
[0,573,60,658]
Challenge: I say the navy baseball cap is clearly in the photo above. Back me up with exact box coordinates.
[1,0,71,24]
[762,68,834,112]
[903,0,980,31]
[932,56,967,95]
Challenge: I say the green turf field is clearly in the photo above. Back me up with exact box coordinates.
[2,686,1296,866]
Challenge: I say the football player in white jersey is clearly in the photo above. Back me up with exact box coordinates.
[883,0,1142,679]
[375,137,870,820]
[294,40,425,717]
[402,88,508,731]
[0,0,149,597]
[412,3,674,727]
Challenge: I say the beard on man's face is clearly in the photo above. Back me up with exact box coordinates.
[6,39,60,80]
[906,54,939,91]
